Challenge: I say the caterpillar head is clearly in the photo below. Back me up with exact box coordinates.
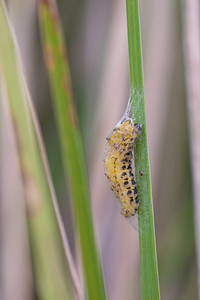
[121,206,138,218]
[121,207,133,218]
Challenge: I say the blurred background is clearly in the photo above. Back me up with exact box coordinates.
[0,0,198,299]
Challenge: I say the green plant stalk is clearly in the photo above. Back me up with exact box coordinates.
[0,2,74,299]
[126,0,160,299]
[38,1,106,299]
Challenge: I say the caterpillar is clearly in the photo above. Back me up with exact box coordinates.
[104,118,141,218]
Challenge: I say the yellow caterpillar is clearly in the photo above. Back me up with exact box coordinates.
[104,119,141,218]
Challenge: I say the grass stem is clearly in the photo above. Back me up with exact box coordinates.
[126,0,160,299]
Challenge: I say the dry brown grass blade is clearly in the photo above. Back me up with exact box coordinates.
[183,0,200,297]
[0,79,33,300]
[26,87,84,300]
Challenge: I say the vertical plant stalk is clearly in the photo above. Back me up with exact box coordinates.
[183,0,200,297]
[0,1,76,299]
[126,0,160,299]
[38,1,107,300]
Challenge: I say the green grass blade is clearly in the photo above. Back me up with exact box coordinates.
[126,0,160,299]
[38,1,107,299]
[0,2,76,299]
